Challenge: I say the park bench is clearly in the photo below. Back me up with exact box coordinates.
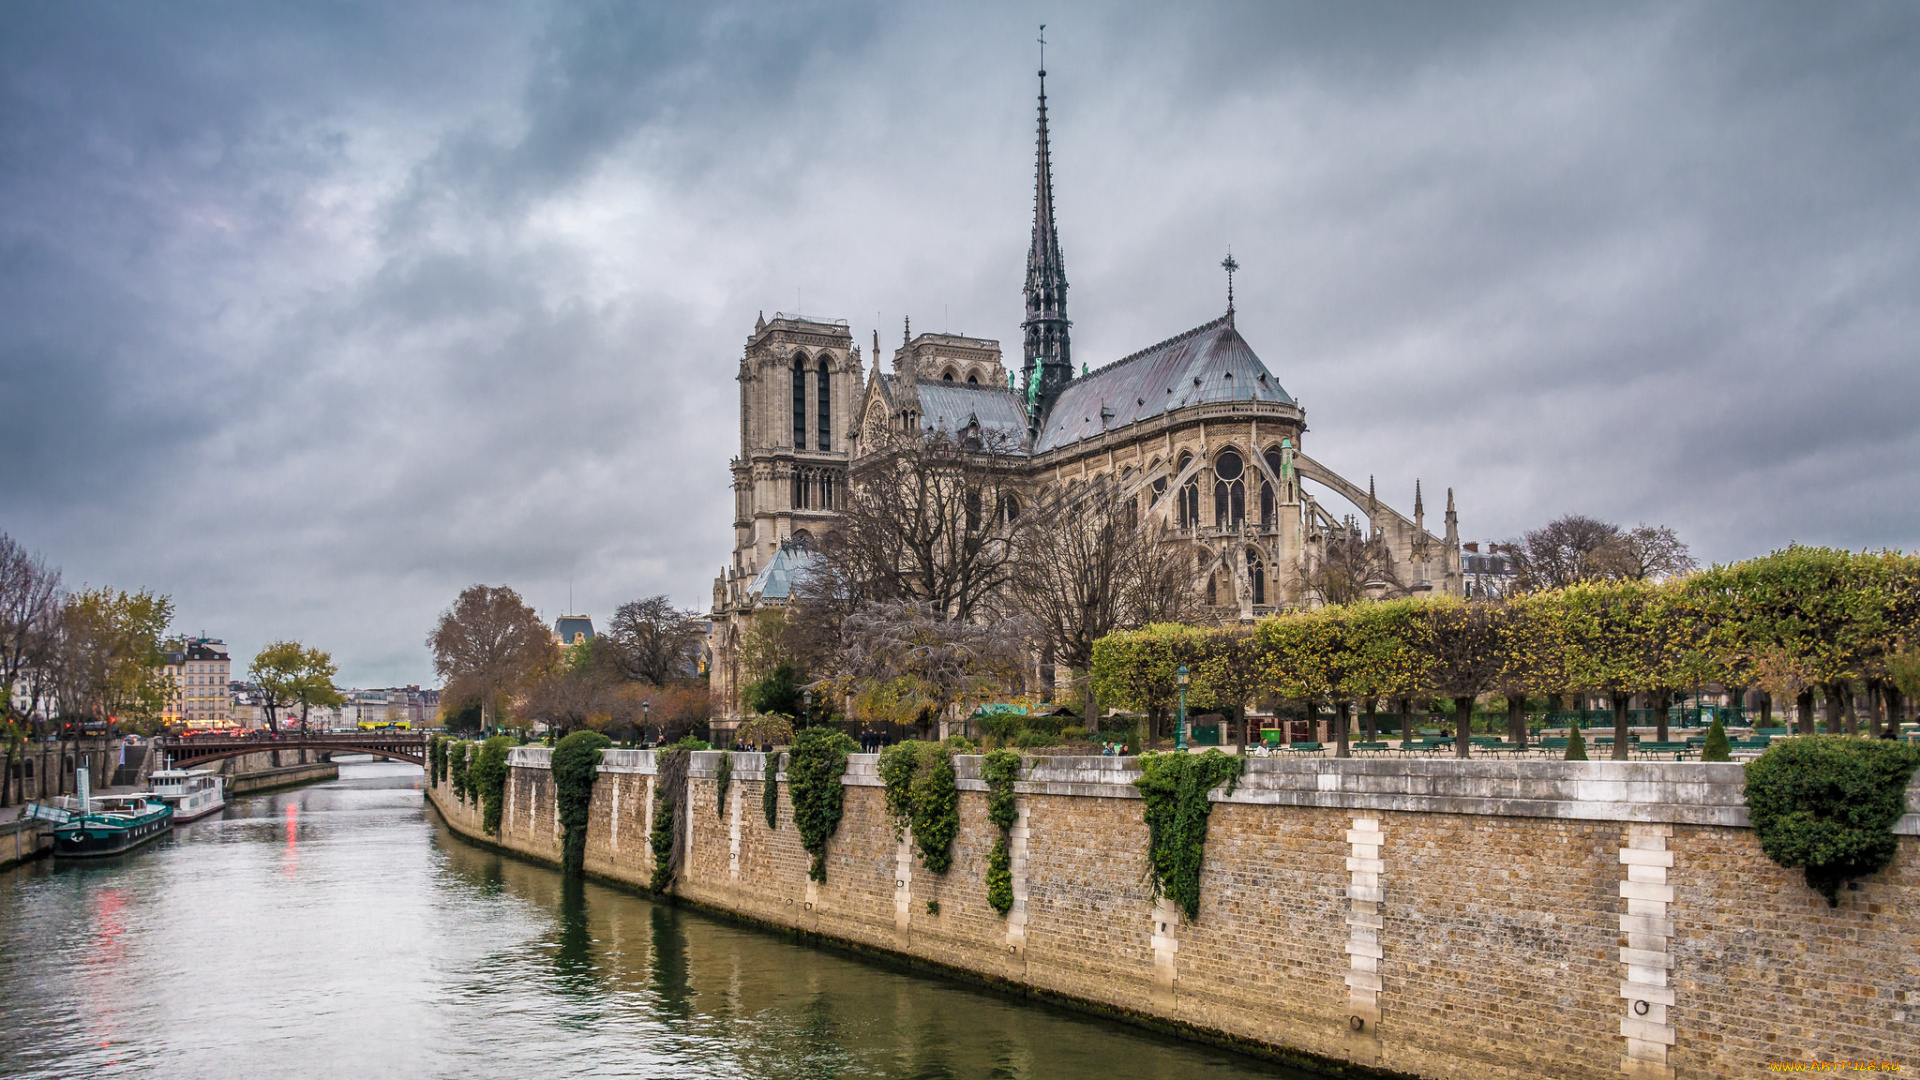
[1400,737,1450,752]
[1540,737,1570,752]
[1283,741,1324,753]
[1635,741,1692,760]
[1350,741,1392,754]
[1753,727,1790,737]
[1730,737,1773,751]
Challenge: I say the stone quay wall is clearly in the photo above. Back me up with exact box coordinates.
[424,749,1920,1080]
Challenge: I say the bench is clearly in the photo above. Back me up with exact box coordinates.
[1635,741,1693,759]
[1350,741,1392,754]
[1283,741,1324,753]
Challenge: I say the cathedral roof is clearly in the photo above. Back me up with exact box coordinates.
[1033,315,1295,454]
[909,380,1032,450]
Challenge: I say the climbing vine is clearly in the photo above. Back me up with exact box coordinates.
[428,735,445,786]
[648,742,692,893]
[982,749,1021,915]
[473,735,515,835]
[788,727,857,882]
[1133,749,1244,923]
[763,751,782,830]
[449,740,472,803]
[1744,736,1920,905]
[877,741,959,873]
[552,731,610,877]
[715,748,733,818]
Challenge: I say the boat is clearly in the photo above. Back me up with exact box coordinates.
[149,768,226,822]
[28,765,175,858]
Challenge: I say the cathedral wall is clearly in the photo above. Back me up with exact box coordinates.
[432,750,1920,1079]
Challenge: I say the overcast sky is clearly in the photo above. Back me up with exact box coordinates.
[3,1,1916,687]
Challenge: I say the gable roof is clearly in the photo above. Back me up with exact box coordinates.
[1034,315,1294,454]
[913,380,1030,448]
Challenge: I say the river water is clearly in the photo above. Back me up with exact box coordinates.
[0,762,1307,1079]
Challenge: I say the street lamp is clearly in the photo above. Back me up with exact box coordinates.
[803,689,813,729]
[642,700,651,745]
[1175,665,1190,751]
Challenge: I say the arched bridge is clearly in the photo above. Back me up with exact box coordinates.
[153,732,428,769]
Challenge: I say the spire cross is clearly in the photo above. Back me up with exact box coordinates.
[1221,250,1239,314]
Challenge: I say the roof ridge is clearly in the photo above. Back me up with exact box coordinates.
[1068,313,1231,386]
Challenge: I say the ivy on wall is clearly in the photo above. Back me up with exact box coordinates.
[648,737,704,893]
[473,735,515,835]
[450,740,472,804]
[789,727,857,882]
[552,731,611,877]
[428,735,445,787]
[982,749,1021,915]
[715,749,733,818]
[1133,749,1244,922]
[1744,736,1920,904]
[763,752,782,831]
[877,741,959,874]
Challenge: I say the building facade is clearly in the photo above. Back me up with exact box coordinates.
[708,70,1463,723]
[162,639,232,728]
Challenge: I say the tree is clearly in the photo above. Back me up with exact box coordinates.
[0,534,61,733]
[248,642,316,734]
[428,584,556,729]
[1010,472,1198,721]
[1092,623,1211,743]
[1557,581,1653,761]
[605,596,704,687]
[1605,525,1697,582]
[1257,608,1355,754]
[46,588,172,793]
[1194,628,1263,749]
[1508,515,1622,593]
[523,666,641,740]
[1299,529,1409,608]
[1344,599,1435,744]
[813,429,1022,622]
[294,646,345,729]
[841,601,1033,739]
[1425,599,1506,758]
[743,662,805,721]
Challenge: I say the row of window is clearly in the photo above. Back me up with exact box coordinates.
[1156,447,1295,530]
[791,468,843,511]
[792,355,834,450]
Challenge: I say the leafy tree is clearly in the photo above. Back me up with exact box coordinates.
[841,601,1033,740]
[1424,598,1506,757]
[1343,600,1434,743]
[1557,581,1654,761]
[1093,623,1211,744]
[744,662,805,721]
[249,641,340,734]
[428,584,555,729]
[1194,628,1262,749]
[50,587,173,792]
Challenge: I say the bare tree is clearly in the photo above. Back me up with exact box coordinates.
[1603,524,1697,582]
[0,536,61,802]
[1010,472,1198,718]
[1508,515,1622,593]
[1299,527,1408,607]
[428,585,556,729]
[842,601,1035,739]
[815,430,1023,622]
[606,595,704,687]
[522,666,641,740]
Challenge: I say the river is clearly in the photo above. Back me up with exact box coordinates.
[0,761,1310,1079]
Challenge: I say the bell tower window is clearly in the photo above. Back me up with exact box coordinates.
[792,354,809,449]
[817,358,832,450]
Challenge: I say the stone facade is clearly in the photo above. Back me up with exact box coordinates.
[426,750,1920,1078]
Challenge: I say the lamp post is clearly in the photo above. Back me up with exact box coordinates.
[803,690,813,730]
[1175,665,1190,751]
[642,700,651,745]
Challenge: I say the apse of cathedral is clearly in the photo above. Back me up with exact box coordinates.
[707,67,1462,724]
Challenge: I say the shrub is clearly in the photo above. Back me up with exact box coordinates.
[1133,749,1243,923]
[473,735,515,835]
[1744,736,1920,904]
[450,741,472,802]
[737,714,794,748]
[1565,724,1588,761]
[552,731,611,876]
[789,727,857,882]
[1702,716,1731,762]
[715,749,733,818]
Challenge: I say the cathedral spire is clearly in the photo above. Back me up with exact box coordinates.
[1021,26,1071,433]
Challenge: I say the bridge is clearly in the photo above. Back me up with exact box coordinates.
[152,731,428,769]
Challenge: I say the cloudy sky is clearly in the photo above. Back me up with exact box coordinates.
[3,1,1916,687]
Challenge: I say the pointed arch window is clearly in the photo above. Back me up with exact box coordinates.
[1213,449,1245,528]
[792,468,811,509]
[1176,452,1199,528]
[817,358,832,450]
[792,354,809,449]
[1248,549,1266,606]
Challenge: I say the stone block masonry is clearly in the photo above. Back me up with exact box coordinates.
[424,751,1920,1079]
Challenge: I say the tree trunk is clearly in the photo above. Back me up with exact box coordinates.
[1454,695,1475,758]
[1508,695,1526,749]
[1823,684,1843,735]
[1885,687,1904,739]
[1363,697,1378,744]
[1398,697,1413,744]
[1079,674,1096,742]
[1335,699,1351,758]
[1651,689,1671,743]
[1795,689,1815,737]
[1840,680,1858,737]
[1758,692,1772,728]
[1611,692,1631,761]
[1,745,12,807]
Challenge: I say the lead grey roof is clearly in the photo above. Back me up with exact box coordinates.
[748,542,816,602]
[912,380,1032,449]
[1034,315,1294,454]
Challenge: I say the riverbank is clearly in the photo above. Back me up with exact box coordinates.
[227,762,339,796]
[427,749,1920,1079]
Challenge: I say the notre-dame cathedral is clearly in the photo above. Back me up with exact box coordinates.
[707,69,1462,725]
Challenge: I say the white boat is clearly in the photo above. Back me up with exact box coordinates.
[149,768,226,822]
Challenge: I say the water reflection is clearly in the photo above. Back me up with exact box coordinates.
[0,763,1316,1080]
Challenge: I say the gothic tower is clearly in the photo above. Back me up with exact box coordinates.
[1021,64,1072,433]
